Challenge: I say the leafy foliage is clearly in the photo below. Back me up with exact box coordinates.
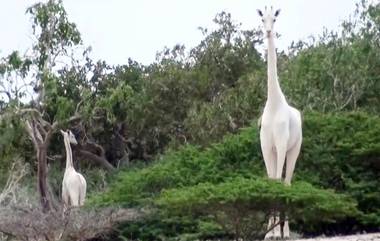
[93,112,380,239]
[92,123,263,207]
[298,112,380,231]
[157,177,357,240]
[280,0,380,113]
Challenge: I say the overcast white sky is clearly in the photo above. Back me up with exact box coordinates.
[0,1,360,65]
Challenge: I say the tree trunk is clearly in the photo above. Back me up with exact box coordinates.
[37,145,51,212]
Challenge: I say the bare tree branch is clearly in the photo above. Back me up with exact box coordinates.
[44,121,59,147]
[77,149,115,172]
[36,121,47,137]
[25,120,42,148]
[85,141,106,158]
[75,99,84,114]
[25,120,38,149]
[68,115,81,123]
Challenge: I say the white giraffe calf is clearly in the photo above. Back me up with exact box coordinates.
[60,130,86,211]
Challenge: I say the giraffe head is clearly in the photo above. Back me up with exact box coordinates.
[257,6,280,37]
[60,129,78,145]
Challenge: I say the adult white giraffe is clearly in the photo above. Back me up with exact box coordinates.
[61,130,87,212]
[257,7,302,239]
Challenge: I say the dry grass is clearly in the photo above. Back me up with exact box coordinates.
[0,157,140,241]
[0,205,140,241]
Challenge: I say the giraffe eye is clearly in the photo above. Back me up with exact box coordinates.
[262,19,264,22]
[273,19,276,22]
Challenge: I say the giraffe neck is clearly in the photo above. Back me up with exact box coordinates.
[266,33,285,106]
[64,136,73,170]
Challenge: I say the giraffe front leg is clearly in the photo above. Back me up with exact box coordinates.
[260,128,277,179]
[283,219,290,238]
[273,214,282,238]
[273,122,289,180]
[264,215,276,239]
[285,136,302,185]
[274,141,287,181]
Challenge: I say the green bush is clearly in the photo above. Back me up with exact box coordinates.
[157,177,357,240]
[297,112,380,229]
[93,112,380,239]
[92,124,263,207]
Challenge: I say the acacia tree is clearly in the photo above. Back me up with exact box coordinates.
[157,178,358,240]
[280,0,380,113]
[0,0,115,212]
[21,0,82,212]
[22,0,120,211]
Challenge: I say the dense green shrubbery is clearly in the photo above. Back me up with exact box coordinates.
[158,177,357,240]
[90,118,262,239]
[0,115,32,187]
[93,112,380,239]
[93,123,263,207]
[298,112,380,230]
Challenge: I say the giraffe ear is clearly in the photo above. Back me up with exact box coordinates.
[274,9,281,17]
[257,9,263,17]
[60,129,65,135]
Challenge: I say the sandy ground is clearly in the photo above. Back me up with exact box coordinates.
[293,233,380,241]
